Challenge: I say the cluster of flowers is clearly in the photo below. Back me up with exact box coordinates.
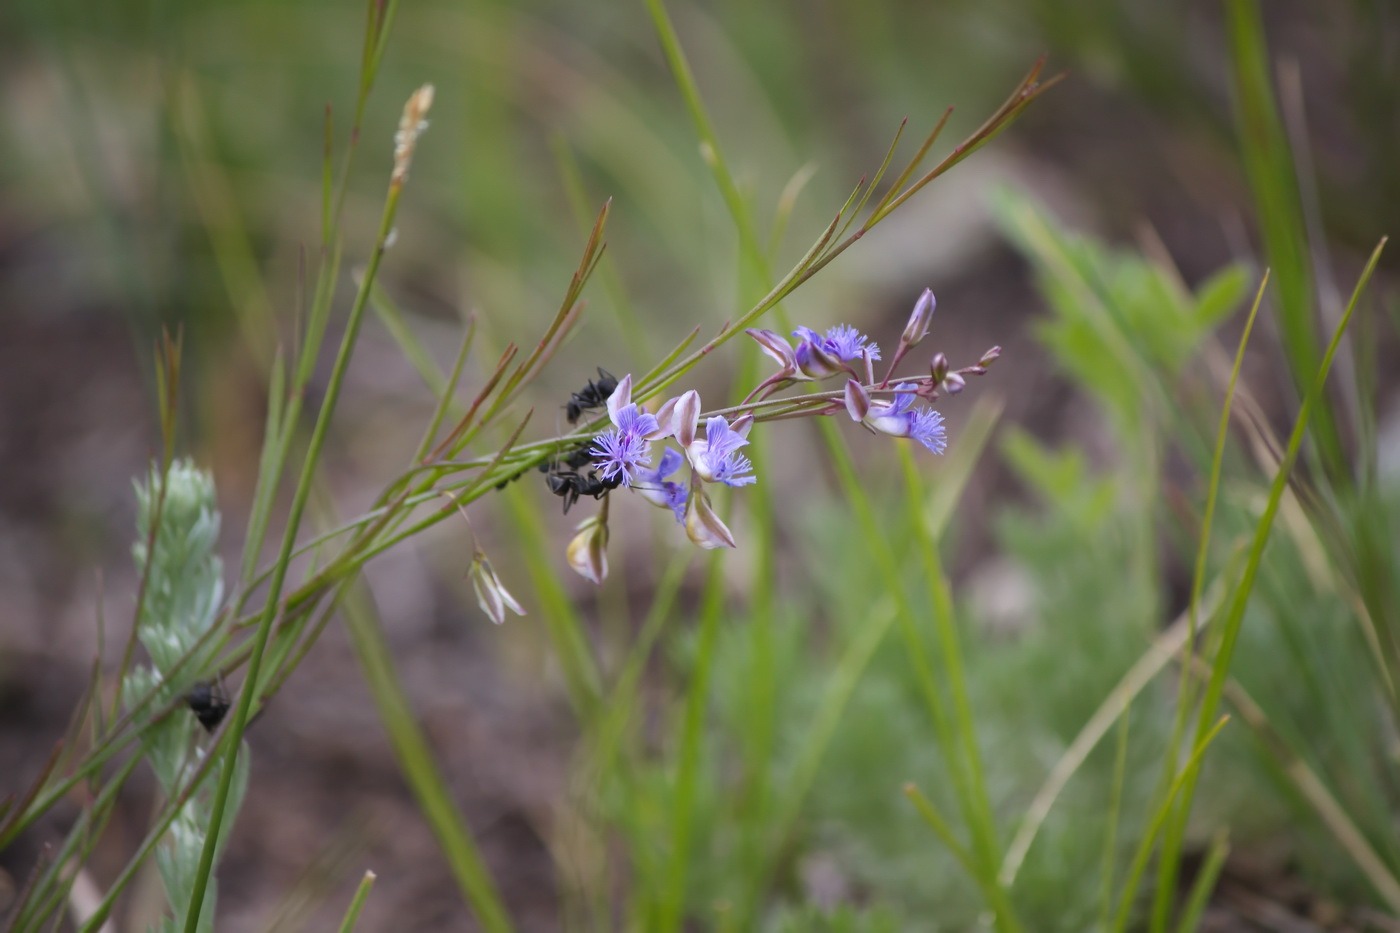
[568,288,998,583]
[472,288,999,619]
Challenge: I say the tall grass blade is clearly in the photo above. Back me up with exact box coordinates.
[1111,718,1229,933]
[1148,270,1268,930]
[1153,237,1385,929]
[341,581,514,933]
[1221,678,1400,911]
[1224,0,1343,477]
[1173,832,1229,933]
[655,556,725,933]
[336,871,377,933]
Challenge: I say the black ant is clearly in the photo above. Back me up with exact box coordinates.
[539,439,618,513]
[186,680,231,733]
[494,443,596,493]
[565,368,618,424]
[545,468,621,513]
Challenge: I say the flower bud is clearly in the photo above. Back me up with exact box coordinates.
[566,516,609,585]
[469,554,525,624]
[792,327,845,379]
[929,352,949,384]
[899,288,936,349]
[684,488,736,549]
[746,328,797,371]
[979,345,1002,368]
[943,372,966,394]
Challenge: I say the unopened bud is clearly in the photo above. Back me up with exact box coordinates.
[469,553,525,624]
[746,328,796,370]
[566,516,609,585]
[899,288,936,349]
[943,372,966,394]
[684,488,736,550]
[979,345,1002,367]
[929,352,949,384]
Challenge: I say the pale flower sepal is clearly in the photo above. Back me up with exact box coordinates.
[844,379,870,422]
[605,373,634,423]
[566,516,609,585]
[670,390,702,449]
[470,553,526,624]
[684,487,736,549]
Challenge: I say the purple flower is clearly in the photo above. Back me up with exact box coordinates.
[590,374,661,486]
[791,326,845,379]
[821,324,881,362]
[845,380,947,455]
[591,429,651,485]
[634,447,688,522]
[791,324,880,379]
[687,416,756,487]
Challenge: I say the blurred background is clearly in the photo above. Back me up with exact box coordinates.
[3,0,1399,930]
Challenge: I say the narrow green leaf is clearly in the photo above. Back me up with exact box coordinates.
[341,581,514,933]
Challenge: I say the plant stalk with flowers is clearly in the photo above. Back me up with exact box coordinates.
[0,10,1061,929]
[570,288,998,564]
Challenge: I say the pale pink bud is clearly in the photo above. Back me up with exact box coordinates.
[469,554,525,624]
[900,288,936,349]
[930,352,949,384]
[684,488,736,549]
[844,379,870,422]
[565,516,609,585]
[605,374,633,424]
[979,346,1002,367]
[746,328,797,370]
[944,372,966,394]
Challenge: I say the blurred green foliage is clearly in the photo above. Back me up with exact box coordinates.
[4,0,1400,930]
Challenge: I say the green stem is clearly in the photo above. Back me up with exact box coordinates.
[181,180,404,933]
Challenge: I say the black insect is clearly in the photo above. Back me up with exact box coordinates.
[565,368,618,424]
[548,442,596,472]
[545,468,622,514]
[186,680,231,733]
